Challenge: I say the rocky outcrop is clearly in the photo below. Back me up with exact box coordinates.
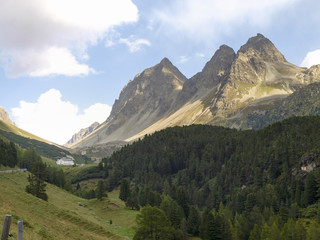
[65,122,100,146]
[0,106,14,125]
[237,82,320,129]
[70,34,320,152]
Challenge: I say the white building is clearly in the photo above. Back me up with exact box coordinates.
[56,157,74,166]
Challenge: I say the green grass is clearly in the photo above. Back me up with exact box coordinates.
[87,189,139,238]
[0,172,134,239]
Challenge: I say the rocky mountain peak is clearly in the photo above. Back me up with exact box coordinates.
[176,44,236,105]
[110,58,187,118]
[65,122,100,146]
[202,44,236,75]
[0,106,14,125]
[160,57,171,66]
[238,33,286,62]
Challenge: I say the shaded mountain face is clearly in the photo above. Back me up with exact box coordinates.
[70,34,320,151]
[0,106,14,125]
[176,44,236,105]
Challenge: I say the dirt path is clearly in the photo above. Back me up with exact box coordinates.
[0,168,27,174]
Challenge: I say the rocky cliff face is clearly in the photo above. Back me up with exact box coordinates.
[65,122,100,147]
[70,34,320,151]
[0,106,14,125]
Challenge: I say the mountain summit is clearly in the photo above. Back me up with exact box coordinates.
[238,33,286,62]
[69,34,320,151]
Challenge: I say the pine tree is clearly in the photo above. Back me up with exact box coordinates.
[119,179,130,202]
[133,205,175,240]
[126,192,140,210]
[25,160,48,201]
[160,195,185,229]
[249,224,261,240]
[26,173,48,201]
[96,180,106,200]
[187,206,200,235]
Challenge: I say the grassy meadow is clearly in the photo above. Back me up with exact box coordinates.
[0,171,137,239]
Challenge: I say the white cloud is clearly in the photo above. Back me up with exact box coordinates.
[178,56,190,64]
[153,0,301,41]
[119,36,151,52]
[11,89,112,145]
[6,47,95,77]
[301,49,320,68]
[0,0,138,77]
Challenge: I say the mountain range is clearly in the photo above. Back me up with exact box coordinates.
[66,34,320,155]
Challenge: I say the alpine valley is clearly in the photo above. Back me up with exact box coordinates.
[1,34,320,240]
[67,34,320,157]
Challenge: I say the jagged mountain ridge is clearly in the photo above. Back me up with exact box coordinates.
[70,34,320,150]
[65,122,100,147]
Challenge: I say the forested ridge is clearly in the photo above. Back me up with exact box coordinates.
[103,116,320,207]
[71,116,320,239]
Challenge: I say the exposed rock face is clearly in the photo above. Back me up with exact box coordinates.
[65,122,100,146]
[210,33,303,118]
[71,58,187,148]
[0,106,14,125]
[176,44,236,105]
[70,34,320,152]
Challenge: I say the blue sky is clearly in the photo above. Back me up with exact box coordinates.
[1,0,320,144]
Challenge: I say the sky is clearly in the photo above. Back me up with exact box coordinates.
[1,0,320,145]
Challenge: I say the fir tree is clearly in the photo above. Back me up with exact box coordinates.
[119,179,130,202]
[25,160,48,201]
[133,205,175,240]
[96,180,106,200]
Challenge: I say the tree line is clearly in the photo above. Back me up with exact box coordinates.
[0,139,70,201]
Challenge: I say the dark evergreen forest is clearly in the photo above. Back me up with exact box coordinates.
[72,116,320,239]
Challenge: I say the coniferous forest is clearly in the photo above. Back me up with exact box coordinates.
[70,116,320,239]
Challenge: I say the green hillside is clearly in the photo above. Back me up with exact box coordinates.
[0,171,137,239]
[242,82,320,129]
[0,120,91,163]
[0,120,51,144]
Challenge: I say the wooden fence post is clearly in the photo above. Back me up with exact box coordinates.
[1,215,12,240]
[17,220,24,240]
